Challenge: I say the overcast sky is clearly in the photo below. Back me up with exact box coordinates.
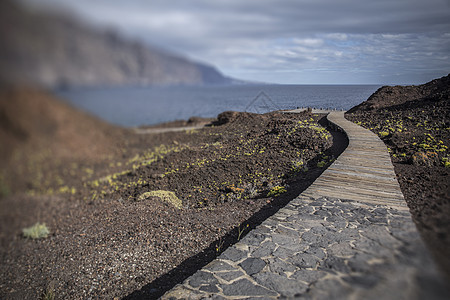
[22,0,450,84]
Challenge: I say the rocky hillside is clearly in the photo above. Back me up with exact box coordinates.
[347,74,450,113]
[0,86,127,166]
[0,0,231,88]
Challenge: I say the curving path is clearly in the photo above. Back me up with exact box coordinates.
[302,111,407,209]
[162,112,447,299]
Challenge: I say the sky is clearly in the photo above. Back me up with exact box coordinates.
[22,0,450,85]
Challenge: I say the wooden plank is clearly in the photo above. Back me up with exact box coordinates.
[315,177,403,194]
[328,163,395,176]
[311,182,404,199]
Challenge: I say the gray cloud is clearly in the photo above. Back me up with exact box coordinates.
[21,0,450,84]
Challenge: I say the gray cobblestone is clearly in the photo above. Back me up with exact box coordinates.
[292,253,321,269]
[319,256,350,273]
[188,271,218,288]
[221,279,277,297]
[342,274,380,288]
[215,270,245,282]
[266,257,297,275]
[163,195,447,299]
[221,247,247,262]
[241,232,266,246]
[251,241,277,258]
[204,260,235,272]
[291,269,327,283]
[239,258,266,275]
[253,272,308,297]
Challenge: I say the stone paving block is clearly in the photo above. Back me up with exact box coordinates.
[215,270,245,282]
[334,228,360,242]
[266,257,297,275]
[250,240,277,258]
[253,272,308,297]
[307,278,353,299]
[309,200,326,207]
[342,274,380,289]
[359,226,402,249]
[271,234,301,250]
[301,226,336,247]
[261,218,279,229]
[347,252,377,273]
[188,270,219,288]
[274,226,301,238]
[313,208,332,218]
[319,256,350,273]
[352,236,393,257]
[221,246,248,262]
[239,257,266,275]
[255,226,272,235]
[291,269,327,283]
[221,279,278,297]
[366,214,388,224]
[330,220,348,229]
[291,253,321,269]
[240,232,266,246]
[272,246,298,259]
[199,284,220,293]
[305,246,326,259]
[328,242,355,257]
[204,260,236,272]
[325,214,347,223]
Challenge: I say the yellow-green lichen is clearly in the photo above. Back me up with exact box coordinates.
[138,190,183,209]
[267,186,287,197]
[22,222,50,239]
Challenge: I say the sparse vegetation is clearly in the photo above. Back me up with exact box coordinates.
[267,186,287,197]
[379,131,389,137]
[41,283,55,300]
[138,190,183,209]
[22,223,50,239]
[238,224,249,241]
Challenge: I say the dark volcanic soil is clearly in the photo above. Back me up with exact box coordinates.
[346,74,450,280]
[0,87,346,299]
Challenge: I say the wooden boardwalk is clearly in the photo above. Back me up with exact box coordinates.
[302,111,408,209]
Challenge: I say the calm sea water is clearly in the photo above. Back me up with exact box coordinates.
[56,84,380,127]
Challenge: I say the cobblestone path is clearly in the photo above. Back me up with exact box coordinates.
[162,112,447,299]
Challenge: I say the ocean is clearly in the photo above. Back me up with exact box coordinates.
[56,84,380,127]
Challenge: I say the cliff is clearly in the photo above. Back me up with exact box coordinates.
[0,0,232,88]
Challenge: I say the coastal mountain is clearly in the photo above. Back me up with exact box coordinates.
[0,0,232,88]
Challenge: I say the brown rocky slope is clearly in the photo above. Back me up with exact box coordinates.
[0,86,128,194]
